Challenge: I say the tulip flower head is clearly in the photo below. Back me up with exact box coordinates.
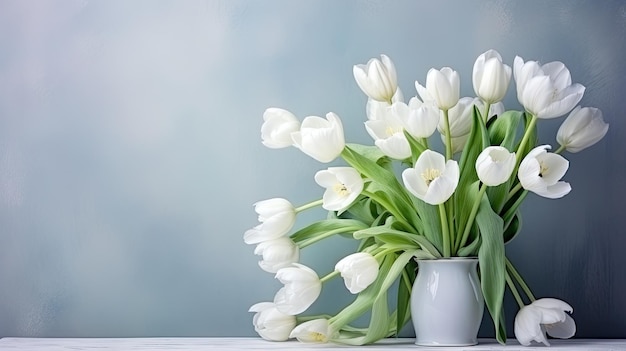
[335,252,379,294]
[289,318,336,343]
[364,114,412,160]
[314,167,364,212]
[475,146,516,186]
[402,149,460,205]
[518,145,571,199]
[353,54,398,103]
[391,98,440,139]
[473,49,512,104]
[557,106,609,153]
[243,198,296,245]
[291,112,345,163]
[513,56,585,119]
[416,67,460,110]
[261,108,301,149]
[254,237,300,273]
[249,302,297,341]
[274,263,322,315]
[514,298,576,346]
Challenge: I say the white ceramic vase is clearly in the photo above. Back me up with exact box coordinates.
[411,258,484,346]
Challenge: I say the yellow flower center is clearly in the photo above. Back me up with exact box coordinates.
[421,168,441,186]
[333,183,349,196]
[310,332,327,342]
[385,126,402,137]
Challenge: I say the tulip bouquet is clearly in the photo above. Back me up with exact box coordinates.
[245,50,608,346]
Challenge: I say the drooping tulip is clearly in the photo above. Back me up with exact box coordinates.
[557,106,609,153]
[254,237,300,273]
[514,298,576,346]
[402,149,460,205]
[244,198,296,245]
[261,108,301,149]
[475,146,516,186]
[314,167,364,212]
[249,302,297,341]
[518,145,571,199]
[291,112,345,163]
[472,49,512,104]
[513,56,585,119]
[335,252,379,294]
[353,54,398,102]
[416,67,460,110]
[289,318,335,343]
[274,263,322,315]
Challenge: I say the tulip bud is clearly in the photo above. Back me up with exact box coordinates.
[557,106,609,153]
[291,112,345,163]
[335,252,379,294]
[353,54,398,102]
[475,146,516,186]
[254,237,299,273]
[261,108,301,149]
[249,302,297,341]
[416,67,460,110]
[472,49,512,104]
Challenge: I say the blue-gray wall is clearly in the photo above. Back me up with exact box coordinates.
[0,0,624,338]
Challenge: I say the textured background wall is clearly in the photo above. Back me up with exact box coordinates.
[0,0,624,339]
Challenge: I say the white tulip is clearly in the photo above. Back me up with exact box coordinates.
[364,114,411,160]
[416,67,460,110]
[514,298,576,346]
[291,112,345,163]
[513,56,585,119]
[244,198,296,245]
[365,88,404,121]
[261,108,301,149]
[353,54,398,102]
[518,145,571,199]
[473,49,512,104]
[335,252,379,294]
[314,167,364,212]
[289,318,335,343]
[254,237,300,273]
[249,302,297,341]
[557,106,609,153]
[402,149,460,205]
[274,263,322,315]
[475,146,516,186]
[392,97,439,139]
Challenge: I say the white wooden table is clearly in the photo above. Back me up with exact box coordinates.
[0,337,625,350]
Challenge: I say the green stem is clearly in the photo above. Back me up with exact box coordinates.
[505,183,523,202]
[555,144,566,154]
[438,203,451,257]
[515,113,538,166]
[320,270,340,284]
[505,272,525,308]
[506,258,536,302]
[442,109,453,160]
[456,183,487,251]
[297,225,364,249]
[295,199,324,213]
[482,102,491,124]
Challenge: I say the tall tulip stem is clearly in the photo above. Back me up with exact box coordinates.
[506,258,536,302]
[442,109,453,160]
[438,203,451,257]
[515,114,538,166]
[456,183,488,251]
[482,102,491,124]
[506,272,526,308]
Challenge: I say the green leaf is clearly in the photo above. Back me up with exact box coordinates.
[353,226,441,258]
[290,219,369,245]
[488,110,524,150]
[455,107,489,239]
[342,145,422,233]
[396,259,417,333]
[503,211,522,244]
[412,197,443,253]
[476,192,507,344]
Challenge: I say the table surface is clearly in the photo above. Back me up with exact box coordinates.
[0,337,625,350]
